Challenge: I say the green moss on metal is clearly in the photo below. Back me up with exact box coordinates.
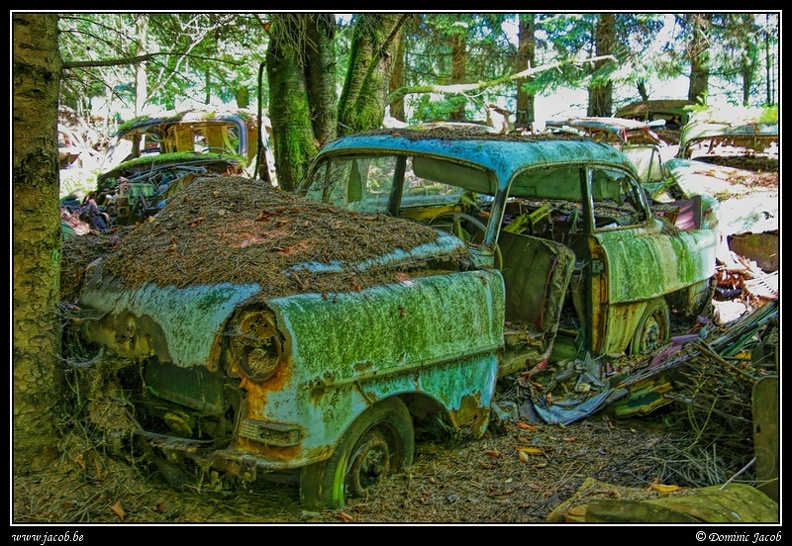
[112,152,247,172]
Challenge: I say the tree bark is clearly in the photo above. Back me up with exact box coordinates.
[304,13,338,148]
[388,35,406,122]
[266,14,321,191]
[12,12,64,473]
[587,13,615,117]
[338,14,409,135]
[135,15,148,115]
[514,14,536,130]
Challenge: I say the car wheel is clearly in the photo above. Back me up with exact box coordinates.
[630,298,670,355]
[299,397,414,510]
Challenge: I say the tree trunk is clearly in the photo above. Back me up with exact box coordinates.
[687,13,712,105]
[449,32,466,121]
[388,35,406,122]
[587,13,615,117]
[304,13,338,148]
[12,12,64,474]
[135,15,148,115]
[266,14,321,191]
[338,14,409,135]
[637,81,648,102]
[514,14,535,130]
[764,15,777,105]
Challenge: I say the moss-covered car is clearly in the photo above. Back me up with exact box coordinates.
[70,128,718,511]
[543,116,676,184]
[660,106,779,271]
[71,174,504,510]
[298,128,718,364]
[90,109,278,226]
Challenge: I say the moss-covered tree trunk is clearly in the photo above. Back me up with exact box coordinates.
[388,36,406,122]
[304,13,338,148]
[12,12,64,473]
[338,14,409,135]
[266,14,323,191]
[587,13,615,117]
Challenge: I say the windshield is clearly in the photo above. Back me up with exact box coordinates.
[100,118,248,173]
[301,155,489,214]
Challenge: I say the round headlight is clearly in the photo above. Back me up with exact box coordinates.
[229,309,283,382]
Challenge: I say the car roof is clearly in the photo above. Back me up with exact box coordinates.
[678,107,779,157]
[115,108,259,137]
[313,128,637,191]
[614,99,697,119]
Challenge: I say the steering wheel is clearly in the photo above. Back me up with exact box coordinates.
[428,211,502,270]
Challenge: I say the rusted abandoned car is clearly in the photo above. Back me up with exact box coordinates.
[71,174,504,510]
[70,128,717,510]
[661,106,779,271]
[298,129,718,364]
[90,108,278,226]
[543,116,675,184]
[614,98,697,144]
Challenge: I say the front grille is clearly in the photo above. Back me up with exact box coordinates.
[144,361,227,416]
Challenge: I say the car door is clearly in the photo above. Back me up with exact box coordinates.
[582,165,659,354]
[584,165,714,354]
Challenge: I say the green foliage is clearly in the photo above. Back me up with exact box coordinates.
[399,13,516,123]
[55,12,778,187]
[759,105,778,124]
[58,13,272,123]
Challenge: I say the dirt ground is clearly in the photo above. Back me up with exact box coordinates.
[27,174,777,527]
[8,402,730,525]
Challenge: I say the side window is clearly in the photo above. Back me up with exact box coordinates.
[302,157,396,214]
[401,157,467,208]
[590,167,648,230]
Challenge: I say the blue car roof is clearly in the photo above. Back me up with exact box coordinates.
[314,129,637,191]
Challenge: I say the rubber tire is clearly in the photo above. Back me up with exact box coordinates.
[630,297,670,355]
[299,398,414,510]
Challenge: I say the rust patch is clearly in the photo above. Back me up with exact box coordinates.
[452,391,489,434]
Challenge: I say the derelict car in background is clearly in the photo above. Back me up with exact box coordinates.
[614,98,698,144]
[660,106,779,272]
[543,116,676,184]
[89,108,278,226]
[69,128,718,511]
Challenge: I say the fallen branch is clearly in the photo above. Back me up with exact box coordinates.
[387,55,617,102]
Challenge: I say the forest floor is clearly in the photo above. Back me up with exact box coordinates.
[12,362,777,526]
[8,404,730,524]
